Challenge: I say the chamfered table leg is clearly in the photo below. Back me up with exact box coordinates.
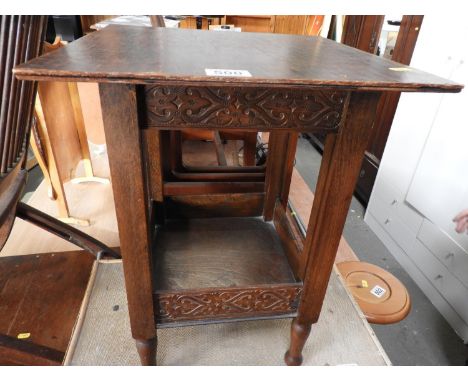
[263,131,298,221]
[99,83,157,365]
[285,91,381,366]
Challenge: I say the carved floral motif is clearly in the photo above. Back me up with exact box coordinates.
[142,86,347,131]
[156,286,302,323]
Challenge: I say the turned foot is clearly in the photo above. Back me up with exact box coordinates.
[284,350,304,366]
[135,337,157,365]
[284,318,311,366]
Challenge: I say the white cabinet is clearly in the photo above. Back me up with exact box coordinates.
[411,239,468,325]
[365,14,468,342]
[418,220,468,289]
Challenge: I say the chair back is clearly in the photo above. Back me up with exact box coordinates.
[0,16,46,249]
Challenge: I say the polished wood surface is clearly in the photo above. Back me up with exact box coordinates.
[285,92,381,365]
[0,250,94,365]
[0,15,121,366]
[153,217,296,290]
[98,83,156,342]
[165,193,264,219]
[0,163,26,249]
[341,16,385,54]
[140,85,348,133]
[0,15,53,248]
[15,26,462,92]
[16,203,119,260]
[15,25,462,366]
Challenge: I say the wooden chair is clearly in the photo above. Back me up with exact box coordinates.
[31,37,109,227]
[0,15,120,366]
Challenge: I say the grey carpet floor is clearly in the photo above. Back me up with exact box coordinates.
[70,262,389,366]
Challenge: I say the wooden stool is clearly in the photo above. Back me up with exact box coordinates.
[337,261,411,324]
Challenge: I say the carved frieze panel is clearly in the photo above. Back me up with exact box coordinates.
[155,285,302,324]
[141,85,348,132]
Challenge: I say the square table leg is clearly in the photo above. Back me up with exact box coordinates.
[285,91,381,365]
[99,83,157,365]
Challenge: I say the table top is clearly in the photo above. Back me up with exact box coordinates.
[15,26,462,93]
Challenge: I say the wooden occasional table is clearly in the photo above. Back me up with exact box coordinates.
[15,26,462,366]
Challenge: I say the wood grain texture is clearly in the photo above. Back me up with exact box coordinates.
[341,16,385,54]
[0,250,94,365]
[14,26,463,92]
[288,168,359,264]
[76,83,106,144]
[0,162,26,250]
[152,217,296,290]
[155,284,301,325]
[99,83,156,341]
[165,193,264,219]
[0,333,64,366]
[16,203,120,260]
[33,97,71,217]
[2,151,387,365]
[36,60,83,184]
[142,128,164,203]
[286,91,382,364]
[71,262,390,366]
[1,16,45,175]
[141,85,348,132]
[135,338,157,366]
[300,92,381,315]
[164,181,264,196]
[14,22,460,366]
[273,200,305,279]
[263,132,298,220]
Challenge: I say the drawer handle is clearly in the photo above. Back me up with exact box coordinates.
[445,253,454,259]
[434,274,443,280]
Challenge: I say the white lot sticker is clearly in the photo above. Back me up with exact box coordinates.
[205,69,252,77]
[370,285,387,298]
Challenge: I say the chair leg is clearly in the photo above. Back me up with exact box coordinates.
[136,337,157,366]
[284,318,311,366]
[16,202,120,259]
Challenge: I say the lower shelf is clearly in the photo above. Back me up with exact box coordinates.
[152,216,302,326]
